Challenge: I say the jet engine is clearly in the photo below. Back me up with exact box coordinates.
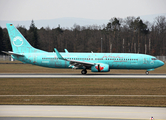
[91,63,110,72]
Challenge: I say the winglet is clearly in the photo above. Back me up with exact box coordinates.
[64,49,69,53]
[54,48,64,60]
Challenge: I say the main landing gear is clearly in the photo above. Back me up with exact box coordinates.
[145,71,149,75]
[81,69,87,74]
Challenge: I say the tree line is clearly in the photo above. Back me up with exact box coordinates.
[0,16,166,56]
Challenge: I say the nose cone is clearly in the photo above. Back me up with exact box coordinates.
[158,60,164,67]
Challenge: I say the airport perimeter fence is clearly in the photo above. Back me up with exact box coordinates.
[0,55,166,63]
[0,55,13,61]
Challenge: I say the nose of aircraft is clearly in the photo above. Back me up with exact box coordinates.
[158,60,164,67]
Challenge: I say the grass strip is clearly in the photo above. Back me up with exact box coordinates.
[0,78,166,106]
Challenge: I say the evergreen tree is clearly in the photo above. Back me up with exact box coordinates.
[2,28,12,52]
[29,20,39,48]
[17,26,28,39]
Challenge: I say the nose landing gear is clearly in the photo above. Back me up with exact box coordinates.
[145,71,149,75]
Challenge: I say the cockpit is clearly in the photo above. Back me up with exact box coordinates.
[151,58,157,60]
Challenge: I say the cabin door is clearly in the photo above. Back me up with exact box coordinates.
[143,57,148,64]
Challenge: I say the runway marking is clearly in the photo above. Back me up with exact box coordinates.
[0,95,166,97]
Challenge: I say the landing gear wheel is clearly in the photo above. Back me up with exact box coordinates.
[145,71,149,75]
[81,69,87,74]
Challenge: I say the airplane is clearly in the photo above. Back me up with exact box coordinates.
[2,23,164,75]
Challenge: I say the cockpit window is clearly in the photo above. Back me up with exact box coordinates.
[151,58,157,60]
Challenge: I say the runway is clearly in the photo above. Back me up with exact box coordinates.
[0,105,166,120]
[0,73,166,78]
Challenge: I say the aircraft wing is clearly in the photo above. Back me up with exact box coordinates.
[54,48,95,68]
[66,59,95,69]
[2,51,24,57]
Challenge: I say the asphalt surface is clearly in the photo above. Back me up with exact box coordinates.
[0,73,166,78]
[0,105,166,120]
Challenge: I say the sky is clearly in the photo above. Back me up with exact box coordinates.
[0,0,166,29]
[0,0,166,21]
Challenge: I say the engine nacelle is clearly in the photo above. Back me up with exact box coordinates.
[91,63,110,72]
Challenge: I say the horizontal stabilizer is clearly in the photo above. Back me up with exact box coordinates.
[2,51,24,57]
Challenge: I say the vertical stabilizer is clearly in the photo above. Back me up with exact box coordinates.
[6,23,44,53]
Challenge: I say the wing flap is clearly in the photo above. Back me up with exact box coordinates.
[68,59,95,66]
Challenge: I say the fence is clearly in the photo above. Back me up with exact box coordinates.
[0,55,166,62]
[0,55,14,61]
[156,56,166,62]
